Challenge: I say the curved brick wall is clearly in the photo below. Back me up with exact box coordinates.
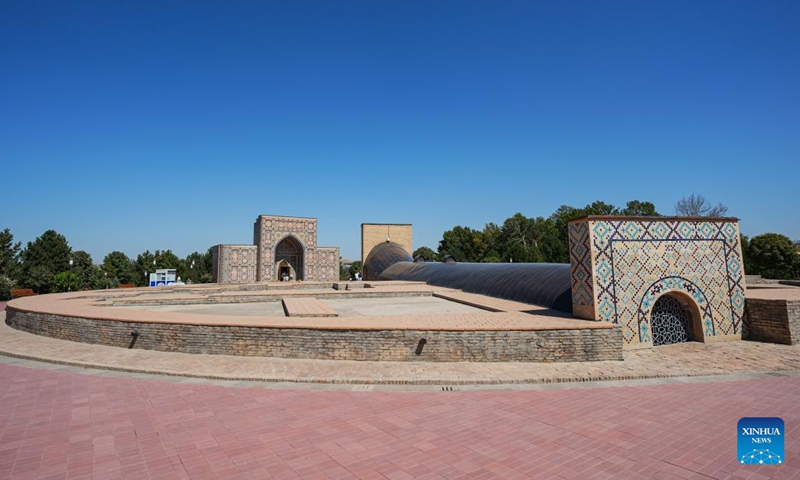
[5,307,622,363]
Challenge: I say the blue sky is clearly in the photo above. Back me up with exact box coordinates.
[1,1,798,262]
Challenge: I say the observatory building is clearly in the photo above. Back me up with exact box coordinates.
[212,215,339,283]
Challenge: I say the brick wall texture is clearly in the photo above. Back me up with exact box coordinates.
[361,224,412,265]
[744,299,800,345]
[6,308,622,362]
[211,215,339,284]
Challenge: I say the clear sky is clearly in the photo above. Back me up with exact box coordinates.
[1,1,798,262]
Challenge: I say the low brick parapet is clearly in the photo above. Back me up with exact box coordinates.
[5,307,622,362]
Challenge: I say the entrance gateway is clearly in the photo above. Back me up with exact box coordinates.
[212,215,339,283]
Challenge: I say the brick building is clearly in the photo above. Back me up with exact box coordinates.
[212,215,339,283]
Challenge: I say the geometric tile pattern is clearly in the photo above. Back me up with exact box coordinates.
[212,245,258,284]
[213,215,339,283]
[568,220,594,310]
[569,217,746,346]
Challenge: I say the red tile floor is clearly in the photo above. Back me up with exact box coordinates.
[0,361,798,479]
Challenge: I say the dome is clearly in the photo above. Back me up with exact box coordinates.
[363,241,413,280]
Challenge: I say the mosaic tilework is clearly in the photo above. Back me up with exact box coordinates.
[257,216,339,282]
[212,215,339,284]
[568,221,594,319]
[212,245,258,284]
[569,218,746,346]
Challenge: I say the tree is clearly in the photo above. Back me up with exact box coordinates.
[102,251,138,286]
[52,271,82,293]
[25,265,53,294]
[748,233,800,280]
[0,228,21,300]
[582,201,619,216]
[621,200,660,216]
[438,226,485,262]
[20,230,72,294]
[133,249,183,286]
[184,249,213,284]
[675,194,729,217]
[740,235,751,272]
[412,246,438,262]
[0,228,21,280]
[348,261,362,280]
[70,250,97,290]
[499,213,545,263]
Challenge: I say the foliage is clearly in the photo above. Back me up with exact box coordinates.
[0,275,15,301]
[431,199,668,265]
[0,228,21,281]
[740,235,750,272]
[20,230,71,294]
[52,271,82,293]
[675,193,729,217]
[135,250,184,286]
[412,246,438,262]
[25,265,53,294]
[621,200,660,216]
[70,250,100,290]
[348,261,362,280]
[184,249,213,284]
[102,251,138,286]
[747,233,800,280]
[438,226,487,262]
[0,228,21,300]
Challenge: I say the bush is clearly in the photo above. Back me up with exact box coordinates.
[0,275,15,301]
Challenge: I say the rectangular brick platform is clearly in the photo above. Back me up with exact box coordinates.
[282,297,338,317]
[745,287,800,344]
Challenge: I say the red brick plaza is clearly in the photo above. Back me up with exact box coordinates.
[0,359,798,479]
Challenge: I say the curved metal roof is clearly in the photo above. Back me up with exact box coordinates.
[362,241,413,280]
[379,262,573,313]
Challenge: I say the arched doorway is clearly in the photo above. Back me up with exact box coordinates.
[275,236,303,281]
[650,294,695,346]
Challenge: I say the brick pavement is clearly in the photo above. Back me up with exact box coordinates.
[0,360,799,479]
[2,316,800,385]
[281,298,338,317]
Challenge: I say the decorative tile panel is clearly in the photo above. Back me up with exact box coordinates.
[214,215,339,284]
[569,217,746,346]
[213,245,257,284]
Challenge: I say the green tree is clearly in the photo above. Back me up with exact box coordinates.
[102,251,137,286]
[348,261,363,280]
[184,249,213,284]
[52,271,82,293]
[25,265,53,294]
[748,233,800,279]
[541,205,584,263]
[621,200,660,216]
[134,249,183,286]
[499,213,545,263]
[0,228,21,300]
[70,250,97,290]
[20,230,72,294]
[438,226,485,262]
[480,222,503,262]
[412,246,439,262]
[675,193,729,217]
[582,201,620,216]
[740,235,751,272]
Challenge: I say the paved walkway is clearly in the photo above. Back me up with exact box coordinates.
[432,291,567,314]
[3,314,800,386]
[0,359,798,479]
